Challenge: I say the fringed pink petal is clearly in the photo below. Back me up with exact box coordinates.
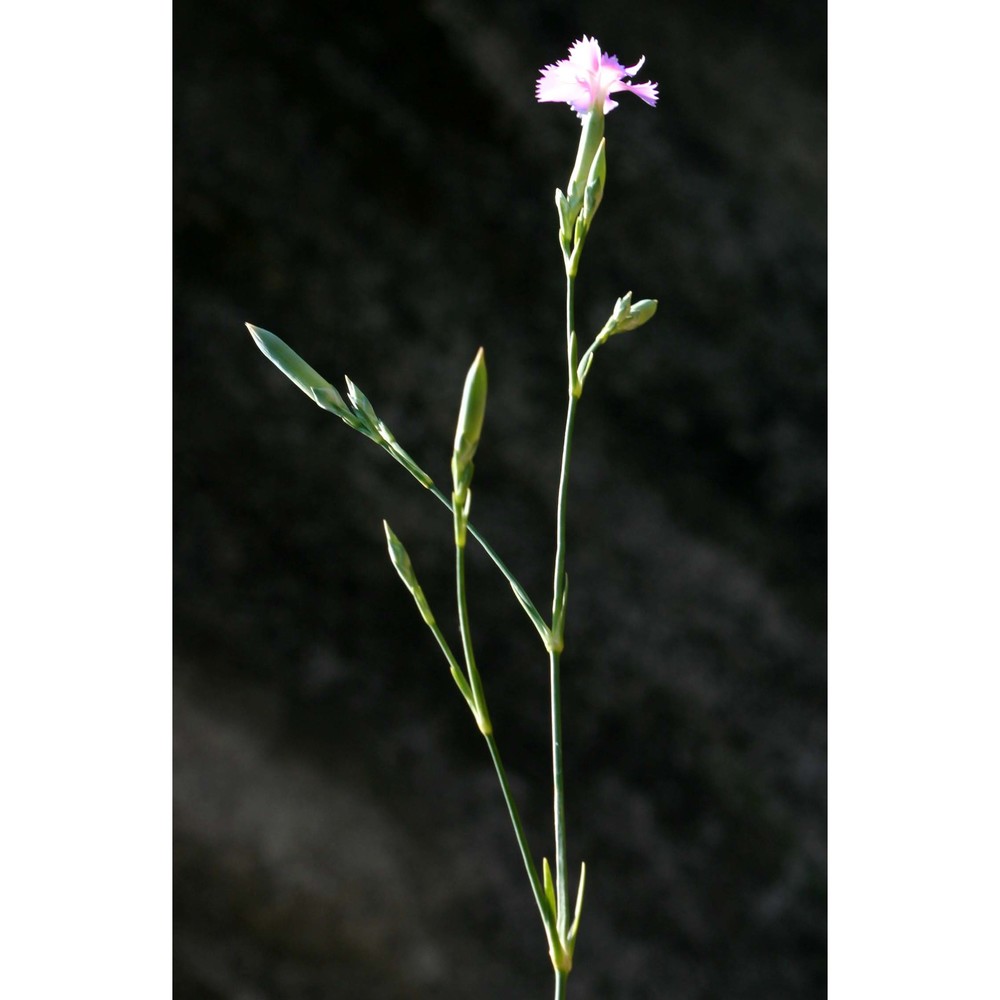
[623,80,658,107]
[535,62,587,105]
[568,36,602,75]
[624,55,646,77]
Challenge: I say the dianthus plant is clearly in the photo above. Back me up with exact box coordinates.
[248,36,658,1000]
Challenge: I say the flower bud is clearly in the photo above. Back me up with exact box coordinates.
[615,298,658,332]
[384,520,416,584]
[247,323,334,398]
[383,521,435,625]
[451,348,488,495]
[597,294,658,343]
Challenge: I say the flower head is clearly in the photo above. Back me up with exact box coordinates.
[536,36,658,117]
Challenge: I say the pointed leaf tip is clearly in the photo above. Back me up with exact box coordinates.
[245,322,266,352]
[344,376,378,426]
[383,521,416,588]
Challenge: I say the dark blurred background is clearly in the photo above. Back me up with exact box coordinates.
[174,1,826,997]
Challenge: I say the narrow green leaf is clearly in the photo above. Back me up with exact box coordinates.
[448,663,476,709]
[567,861,587,952]
[542,856,558,924]
[507,577,552,648]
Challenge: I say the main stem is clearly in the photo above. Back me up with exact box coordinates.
[550,397,578,930]
[555,969,569,1000]
[551,271,580,969]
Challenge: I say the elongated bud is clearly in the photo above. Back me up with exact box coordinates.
[451,348,488,495]
[383,521,435,625]
[248,323,332,395]
[247,323,355,421]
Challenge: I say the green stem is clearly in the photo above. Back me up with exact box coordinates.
[551,272,581,950]
[551,398,580,940]
[555,969,569,1000]
[455,531,490,732]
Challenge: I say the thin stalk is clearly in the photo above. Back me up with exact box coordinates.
[555,969,569,1000]
[551,397,579,937]
[455,536,490,731]
[551,272,581,948]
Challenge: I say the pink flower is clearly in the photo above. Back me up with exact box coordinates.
[535,36,658,116]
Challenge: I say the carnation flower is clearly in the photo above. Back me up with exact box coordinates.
[535,36,658,117]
